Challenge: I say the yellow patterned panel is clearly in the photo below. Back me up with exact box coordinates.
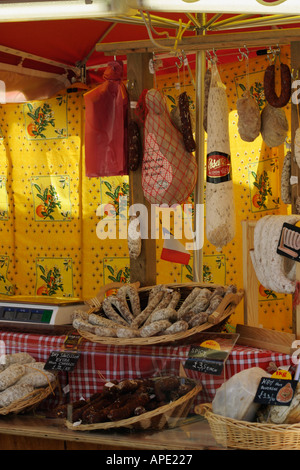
[31,175,72,221]
[0,91,83,298]
[35,256,73,297]
[23,95,68,140]
[0,177,8,220]
[103,257,130,285]
[0,256,14,295]
[248,156,280,213]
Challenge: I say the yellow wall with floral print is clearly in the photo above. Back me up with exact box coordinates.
[0,46,293,333]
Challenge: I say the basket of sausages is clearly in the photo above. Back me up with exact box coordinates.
[60,376,201,432]
[0,352,58,415]
[72,282,244,346]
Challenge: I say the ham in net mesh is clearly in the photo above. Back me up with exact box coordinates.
[141,89,197,206]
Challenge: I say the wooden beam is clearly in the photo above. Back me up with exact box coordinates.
[242,220,258,327]
[96,27,300,55]
[290,42,300,338]
[126,53,156,287]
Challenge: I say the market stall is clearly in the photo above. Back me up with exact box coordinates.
[1,0,300,451]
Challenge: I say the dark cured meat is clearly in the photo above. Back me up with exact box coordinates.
[179,91,196,153]
[107,391,150,421]
[128,120,142,171]
[263,63,291,108]
[85,392,136,424]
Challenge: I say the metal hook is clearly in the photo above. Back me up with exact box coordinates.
[206,50,213,63]
[175,52,183,69]
[207,49,218,65]
[292,68,299,80]
[237,46,249,62]
[212,48,218,63]
[267,45,281,64]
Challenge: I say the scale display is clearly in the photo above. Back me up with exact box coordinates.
[0,298,83,326]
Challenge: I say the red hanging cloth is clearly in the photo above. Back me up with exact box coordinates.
[84,61,128,177]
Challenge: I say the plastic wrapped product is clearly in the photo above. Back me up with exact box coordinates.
[206,64,235,250]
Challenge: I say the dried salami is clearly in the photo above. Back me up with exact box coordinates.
[203,67,211,133]
[128,120,142,171]
[264,62,291,108]
[295,128,300,169]
[206,64,235,250]
[178,91,196,152]
[281,150,292,204]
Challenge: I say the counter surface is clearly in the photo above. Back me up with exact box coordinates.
[0,414,223,450]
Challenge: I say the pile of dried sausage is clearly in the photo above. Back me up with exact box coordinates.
[50,376,196,424]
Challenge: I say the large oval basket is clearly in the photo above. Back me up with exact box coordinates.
[0,379,58,416]
[196,403,300,450]
[65,381,202,432]
[77,282,243,346]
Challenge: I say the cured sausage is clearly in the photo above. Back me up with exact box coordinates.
[264,62,291,108]
[294,128,300,169]
[203,67,212,133]
[128,120,142,171]
[281,150,292,204]
[206,64,235,250]
[178,91,196,152]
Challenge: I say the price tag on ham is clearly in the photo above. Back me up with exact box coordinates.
[254,372,297,406]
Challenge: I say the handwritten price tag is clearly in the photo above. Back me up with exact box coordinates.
[254,377,297,406]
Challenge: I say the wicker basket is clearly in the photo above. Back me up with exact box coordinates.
[65,381,202,432]
[0,379,58,416]
[78,282,244,346]
[197,403,300,450]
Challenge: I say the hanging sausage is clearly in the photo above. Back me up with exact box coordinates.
[263,60,291,108]
[206,64,235,250]
[237,90,261,142]
[261,104,288,148]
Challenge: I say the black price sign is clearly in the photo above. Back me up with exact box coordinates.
[44,350,80,372]
[254,377,298,406]
[184,356,224,375]
[184,342,228,376]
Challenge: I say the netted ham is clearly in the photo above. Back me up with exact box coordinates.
[206,65,235,250]
[141,89,197,205]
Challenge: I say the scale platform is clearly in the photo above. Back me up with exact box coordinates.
[0,296,84,334]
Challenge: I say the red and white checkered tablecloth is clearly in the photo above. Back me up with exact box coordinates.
[0,331,294,409]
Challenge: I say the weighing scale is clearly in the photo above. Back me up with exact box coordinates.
[0,296,84,334]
